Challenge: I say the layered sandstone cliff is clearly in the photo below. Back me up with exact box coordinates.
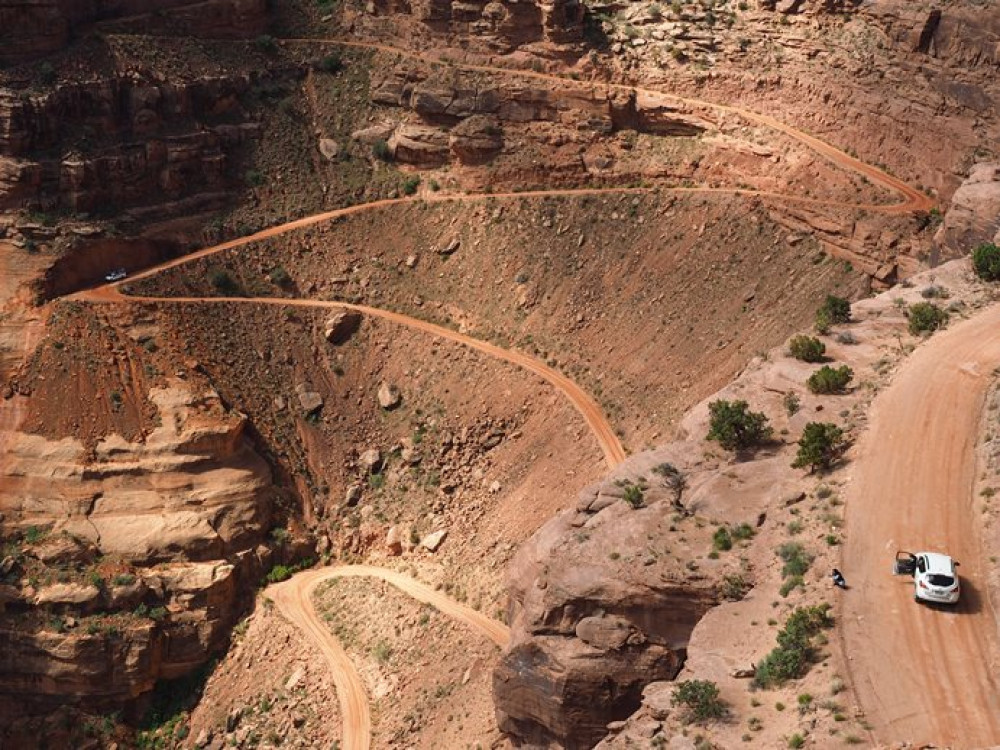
[0,380,281,734]
[493,460,720,749]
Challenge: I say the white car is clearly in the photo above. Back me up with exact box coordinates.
[104,268,127,282]
[894,551,960,605]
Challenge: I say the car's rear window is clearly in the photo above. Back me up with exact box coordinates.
[928,574,955,587]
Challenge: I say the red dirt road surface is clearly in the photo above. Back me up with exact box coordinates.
[268,565,510,750]
[842,304,1000,748]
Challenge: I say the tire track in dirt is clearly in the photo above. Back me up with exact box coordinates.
[840,305,1000,747]
[268,565,510,750]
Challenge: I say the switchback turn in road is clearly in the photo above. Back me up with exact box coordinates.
[841,305,1000,748]
[268,566,510,750]
[78,288,627,468]
[65,37,949,750]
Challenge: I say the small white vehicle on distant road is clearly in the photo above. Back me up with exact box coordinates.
[104,268,127,282]
[893,550,961,604]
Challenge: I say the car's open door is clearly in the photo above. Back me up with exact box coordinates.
[893,550,916,576]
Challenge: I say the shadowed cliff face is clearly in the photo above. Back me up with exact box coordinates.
[0,0,267,65]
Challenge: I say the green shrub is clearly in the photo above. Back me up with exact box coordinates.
[731,522,755,541]
[269,266,292,287]
[113,573,136,586]
[777,542,812,577]
[712,526,733,551]
[209,269,241,296]
[907,302,948,335]
[622,483,645,508]
[972,243,1000,281]
[245,169,264,186]
[788,335,826,363]
[270,527,290,545]
[819,295,851,324]
[783,391,800,416]
[254,35,278,54]
[266,565,292,583]
[373,139,392,161]
[372,640,392,664]
[806,365,853,395]
[720,573,750,601]
[401,175,421,195]
[706,399,772,452]
[754,604,833,688]
[317,53,343,73]
[779,575,804,597]
[792,422,848,473]
[39,61,57,85]
[788,734,805,749]
[23,525,46,544]
[671,680,726,724]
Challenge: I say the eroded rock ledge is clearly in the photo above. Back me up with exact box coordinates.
[494,468,719,749]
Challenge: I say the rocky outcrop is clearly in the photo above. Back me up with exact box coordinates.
[369,0,584,52]
[1,384,274,563]
[368,68,709,169]
[760,0,861,14]
[493,473,718,749]
[0,380,281,722]
[450,115,504,164]
[936,162,1000,256]
[389,123,451,165]
[0,0,267,65]
[865,1,1000,67]
[0,556,267,717]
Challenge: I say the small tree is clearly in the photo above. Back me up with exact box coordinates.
[672,680,726,724]
[907,302,948,335]
[788,335,826,363]
[653,462,688,514]
[792,422,847,473]
[972,242,1000,281]
[806,365,853,395]
[706,399,772,452]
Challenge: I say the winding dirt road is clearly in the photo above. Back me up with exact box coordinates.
[62,35,955,750]
[841,305,1000,748]
[77,288,626,467]
[268,565,510,750]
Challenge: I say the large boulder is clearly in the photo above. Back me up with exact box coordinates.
[323,309,362,344]
[389,124,450,166]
